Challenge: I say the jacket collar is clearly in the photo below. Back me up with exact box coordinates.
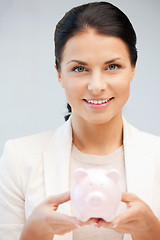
[43,117,72,197]
[43,117,73,240]
[122,118,154,240]
[122,117,154,206]
[43,116,154,240]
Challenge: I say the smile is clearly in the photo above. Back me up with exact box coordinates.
[83,97,114,110]
[84,98,113,105]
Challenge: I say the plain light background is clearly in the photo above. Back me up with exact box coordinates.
[0,0,160,155]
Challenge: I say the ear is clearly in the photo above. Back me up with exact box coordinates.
[106,169,120,182]
[54,64,64,88]
[74,168,88,184]
[130,66,136,82]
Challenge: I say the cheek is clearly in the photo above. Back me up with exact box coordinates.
[119,81,130,95]
[112,76,131,101]
[62,79,84,104]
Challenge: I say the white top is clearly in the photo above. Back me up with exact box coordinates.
[1,117,160,240]
[69,144,127,240]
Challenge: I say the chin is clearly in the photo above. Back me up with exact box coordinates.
[83,109,123,125]
[84,114,114,125]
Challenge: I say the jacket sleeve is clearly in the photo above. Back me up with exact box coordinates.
[0,140,25,240]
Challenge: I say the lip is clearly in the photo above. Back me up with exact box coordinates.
[85,98,111,101]
[83,97,114,110]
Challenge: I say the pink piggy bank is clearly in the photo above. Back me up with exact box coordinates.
[70,168,122,222]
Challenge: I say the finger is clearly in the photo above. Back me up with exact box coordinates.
[49,213,81,235]
[50,211,76,225]
[121,192,139,203]
[111,220,137,234]
[97,219,112,229]
[111,206,138,227]
[54,212,84,230]
[85,218,99,227]
[68,216,83,228]
[46,191,70,205]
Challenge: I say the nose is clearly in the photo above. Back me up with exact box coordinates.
[87,191,105,207]
[88,72,107,95]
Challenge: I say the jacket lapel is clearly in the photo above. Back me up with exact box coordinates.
[123,118,154,205]
[123,118,154,240]
[43,117,73,240]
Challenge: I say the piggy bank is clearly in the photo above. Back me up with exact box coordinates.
[70,168,121,222]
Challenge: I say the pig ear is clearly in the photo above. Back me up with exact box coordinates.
[74,168,88,183]
[106,169,120,182]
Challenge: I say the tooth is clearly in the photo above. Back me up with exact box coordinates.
[86,99,111,104]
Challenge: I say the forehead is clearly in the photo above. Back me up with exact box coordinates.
[61,28,130,63]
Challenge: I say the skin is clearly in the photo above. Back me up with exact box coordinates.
[58,28,135,155]
[97,192,160,240]
[20,28,160,239]
[20,192,96,240]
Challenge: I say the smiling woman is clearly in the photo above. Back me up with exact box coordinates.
[0,2,160,240]
[54,2,137,124]
[58,31,135,128]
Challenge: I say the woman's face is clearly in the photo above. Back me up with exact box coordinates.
[57,28,135,125]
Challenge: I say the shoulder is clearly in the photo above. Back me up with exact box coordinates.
[1,131,56,169]
[129,122,160,141]
[3,130,55,156]
[0,131,56,190]
[124,119,160,151]
[1,117,72,160]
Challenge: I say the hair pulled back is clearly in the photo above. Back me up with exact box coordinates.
[54,1,138,121]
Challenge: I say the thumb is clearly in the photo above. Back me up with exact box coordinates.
[121,192,139,203]
[46,191,70,205]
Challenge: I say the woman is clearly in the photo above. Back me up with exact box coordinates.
[0,2,160,240]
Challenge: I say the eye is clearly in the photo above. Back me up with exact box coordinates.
[72,66,86,72]
[106,64,120,71]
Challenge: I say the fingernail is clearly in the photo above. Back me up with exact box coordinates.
[90,222,97,227]
[75,224,81,228]
[97,225,103,229]
[94,222,98,227]
[112,224,118,229]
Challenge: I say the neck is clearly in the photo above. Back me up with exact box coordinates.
[71,112,123,156]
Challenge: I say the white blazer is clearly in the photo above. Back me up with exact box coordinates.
[0,117,160,240]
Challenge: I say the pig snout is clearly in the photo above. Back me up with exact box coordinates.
[86,191,105,207]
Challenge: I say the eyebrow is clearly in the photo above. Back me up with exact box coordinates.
[67,58,123,65]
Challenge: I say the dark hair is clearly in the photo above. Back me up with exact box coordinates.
[54,1,138,121]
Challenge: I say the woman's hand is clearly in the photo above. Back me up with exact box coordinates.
[20,191,83,240]
[97,192,160,240]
